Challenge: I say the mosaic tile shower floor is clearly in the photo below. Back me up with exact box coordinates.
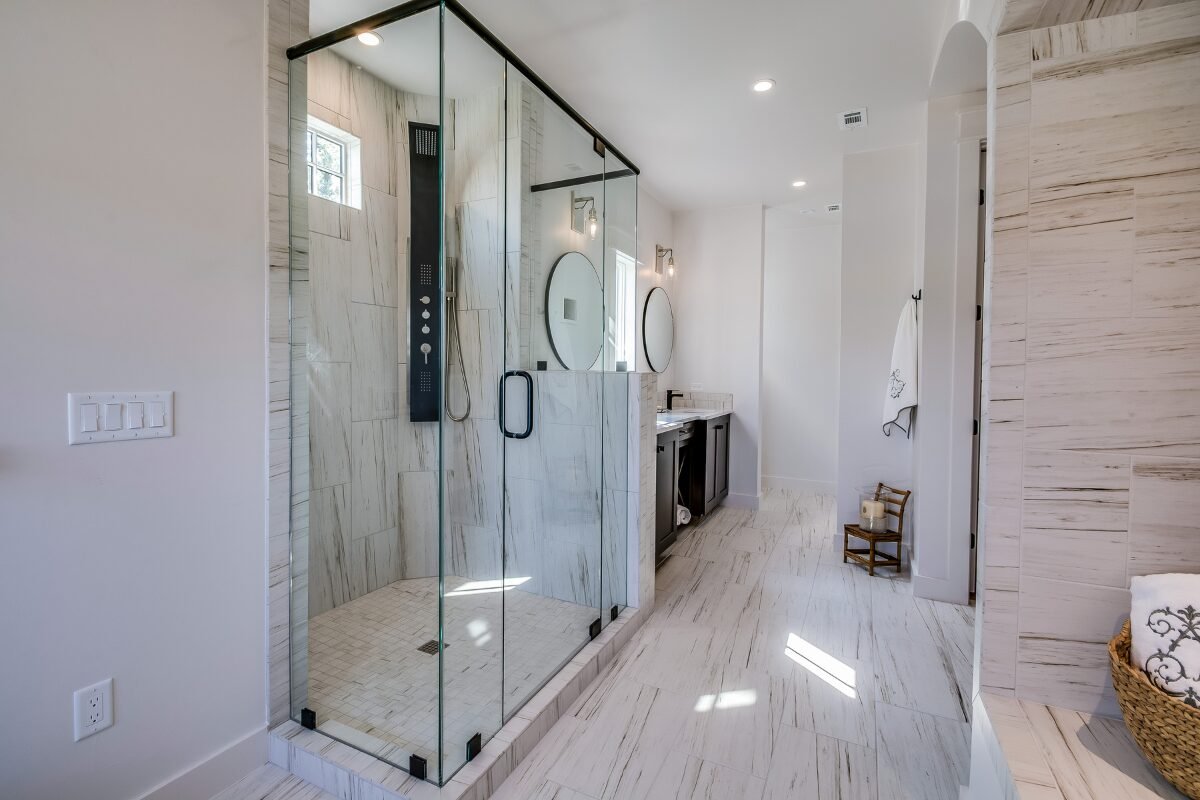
[307,575,599,765]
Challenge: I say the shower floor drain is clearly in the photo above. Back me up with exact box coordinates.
[416,639,446,655]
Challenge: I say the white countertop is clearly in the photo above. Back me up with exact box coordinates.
[655,408,731,434]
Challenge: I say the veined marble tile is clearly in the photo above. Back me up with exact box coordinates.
[1029,104,1200,202]
[875,702,970,800]
[1138,1,1200,44]
[609,621,725,696]
[994,124,1031,198]
[309,484,352,616]
[1031,14,1137,63]
[983,505,1021,591]
[307,50,351,118]
[350,302,398,422]
[449,89,502,206]
[796,595,873,664]
[987,364,1026,404]
[981,588,1019,692]
[350,187,397,308]
[350,418,402,539]
[309,195,350,240]
[454,198,503,313]
[1016,577,1128,716]
[309,233,353,363]
[397,470,438,578]
[1031,34,1200,127]
[775,648,875,749]
[1021,700,1189,798]
[349,65,396,195]
[998,1,1047,35]
[1025,316,1200,457]
[348,527,402,597]
[1031,0,1190,31]
[761,724,875,800]
[639,750,767,800]
[763,542,823,578]
[984,411,1024,508]
[1128,457,1200,575]
[309,362,351,490]
[874,638,970,724]
[453,308,502,420]
[1028,191,1134,320]
[1134,177,1200,316]
[691,666,777,778]
[1022,450,1130,587]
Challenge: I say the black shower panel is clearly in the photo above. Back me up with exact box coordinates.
[408,122,441,423]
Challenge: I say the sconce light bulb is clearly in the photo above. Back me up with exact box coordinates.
[667,257,675,277]
[587,208,598,240]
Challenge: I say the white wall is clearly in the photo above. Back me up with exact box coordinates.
[761,209,841,493]
[837,146,920,527]
[672,204,766,507]
[0,2,268,799]
[912,92,986,603]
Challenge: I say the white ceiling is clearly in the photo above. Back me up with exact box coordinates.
[309,0,950,212]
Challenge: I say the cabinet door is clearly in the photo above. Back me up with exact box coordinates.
[704,423,718,506]
[714,420,729,499]
[656,437,675,547]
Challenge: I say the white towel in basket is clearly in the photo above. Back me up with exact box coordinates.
[1130,573,1200,708]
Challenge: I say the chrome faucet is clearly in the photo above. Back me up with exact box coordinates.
[666,390,684,410]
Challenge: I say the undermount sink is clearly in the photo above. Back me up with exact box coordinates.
[656,412,692,424]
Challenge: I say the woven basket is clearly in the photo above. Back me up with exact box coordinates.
[1109,620,1200,799]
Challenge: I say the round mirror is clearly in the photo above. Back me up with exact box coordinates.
[545,251,604,370]
[643,287,675,373]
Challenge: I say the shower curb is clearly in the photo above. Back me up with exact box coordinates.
[269,605,647,799]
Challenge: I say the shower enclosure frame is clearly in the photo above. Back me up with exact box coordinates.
[284,0,640,787]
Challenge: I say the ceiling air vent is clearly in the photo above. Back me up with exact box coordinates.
[826,203,842,213]
[838,108,867,130]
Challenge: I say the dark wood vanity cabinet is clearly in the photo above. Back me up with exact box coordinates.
[655,414,731,562]
[702,416,730,514]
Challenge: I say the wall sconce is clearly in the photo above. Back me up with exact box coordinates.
[655,245,676,277]
[571,192,598,240]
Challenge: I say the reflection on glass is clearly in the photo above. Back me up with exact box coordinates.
[545,251,604,369]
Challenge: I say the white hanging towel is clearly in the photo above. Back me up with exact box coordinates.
[882,297,918,437]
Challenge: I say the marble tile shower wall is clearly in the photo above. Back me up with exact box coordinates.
[980,3,1200,717]
[301,55,629,619]
[655,391,734,411]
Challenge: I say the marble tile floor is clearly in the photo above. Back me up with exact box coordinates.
[491,489,977,800]
[211,764,338,800]
[306,574,599,768]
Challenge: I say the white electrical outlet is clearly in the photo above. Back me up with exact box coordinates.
[73,678,113,741]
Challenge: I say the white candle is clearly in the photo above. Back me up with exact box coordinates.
[861,500,885,519]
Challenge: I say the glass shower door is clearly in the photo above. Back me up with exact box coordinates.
[500,70,607,718]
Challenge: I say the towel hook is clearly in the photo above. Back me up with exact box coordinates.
[911,290,922,301]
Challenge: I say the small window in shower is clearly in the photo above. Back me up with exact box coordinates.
[306,116,361,208]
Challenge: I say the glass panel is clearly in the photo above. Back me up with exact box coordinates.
[313,134,343,172]
[438,6,507,783]
[601,150,636,625]
[501,68,605,723]
[313,169,342,202]
[288,5,445,777]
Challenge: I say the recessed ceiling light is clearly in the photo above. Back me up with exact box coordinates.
[752,79,775,93]
[357,30,383,46]
[792,180,807,188]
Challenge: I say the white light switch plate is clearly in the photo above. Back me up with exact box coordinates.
[68,392,173,445]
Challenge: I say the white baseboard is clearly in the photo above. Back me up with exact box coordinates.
[912,569,971,604]
[762,475,836,494]
[724,492,761,510]
[138,725,267,800]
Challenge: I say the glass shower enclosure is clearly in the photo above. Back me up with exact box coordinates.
[285,0,637,786]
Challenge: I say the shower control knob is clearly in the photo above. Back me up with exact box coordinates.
[421,325,430,335]
[420,295,430,304]
[420,342,431,364]
[422,310,430,320]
